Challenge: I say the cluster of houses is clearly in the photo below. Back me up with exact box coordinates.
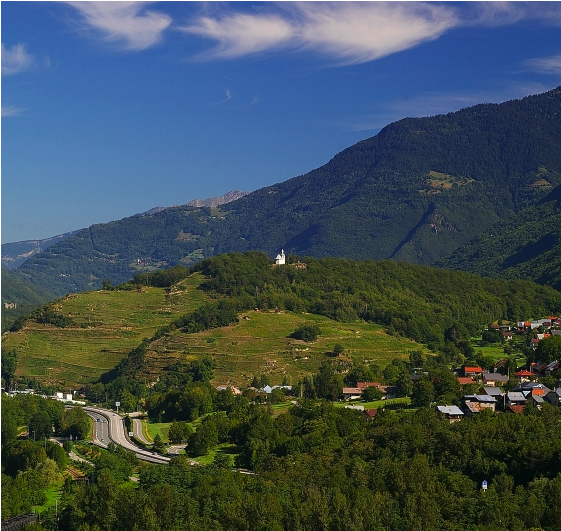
[339,357,560,423]
[438,381,561,421]
[5,388,86,405]
[492,317,561,345]
[437,361,561,422]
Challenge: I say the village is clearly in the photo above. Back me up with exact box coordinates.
[338,316,561,422]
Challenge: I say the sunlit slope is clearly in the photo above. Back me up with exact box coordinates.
[1,274,207,387]
[142,310,427,388]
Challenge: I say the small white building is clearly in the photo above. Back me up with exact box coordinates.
[275,249,286,265]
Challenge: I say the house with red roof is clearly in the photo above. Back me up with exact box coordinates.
[464,366,483,378]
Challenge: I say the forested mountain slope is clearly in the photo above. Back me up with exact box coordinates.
[12,87,561,297]
[438,184,561,289]
[1,268,55,332]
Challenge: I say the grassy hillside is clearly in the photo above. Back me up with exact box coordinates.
[1,274,207,387]
[6,252,561,391]
[1,283,425,389]
[142,310,424,388]
[13,87,561,296]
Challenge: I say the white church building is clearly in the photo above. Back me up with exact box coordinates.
[275,249,286,265]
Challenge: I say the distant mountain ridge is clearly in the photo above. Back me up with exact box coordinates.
[10,86,561,297]
[1,190,250,269]
[186,190,251,208]
[1,230,81,270]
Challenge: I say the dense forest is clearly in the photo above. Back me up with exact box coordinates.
[3,249,561,530]
[8,86,561,297]
[3,391,561,531]
[439,183,561,290]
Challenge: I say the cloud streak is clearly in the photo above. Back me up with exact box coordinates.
[66,1,172,51]
[181,2,458,64]
[1,105,25,117]
[526,54,561,75]
[2,43,35,76]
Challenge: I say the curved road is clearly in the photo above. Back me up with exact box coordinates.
[132,418,152,445]
[84,407,170,464]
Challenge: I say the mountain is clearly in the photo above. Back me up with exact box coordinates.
[1,230,81,270]
[138,190,251,215]
[185,190,251,208]
[437,183,561,290]
[1,268,56,332]
[11,87,561,297]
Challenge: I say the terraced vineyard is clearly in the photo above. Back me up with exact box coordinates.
[2,269,427,389]
[1,274,208,387]
[143,310,426,388]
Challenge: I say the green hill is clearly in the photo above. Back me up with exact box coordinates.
[5,253,561,390]
[438,184,561,289]
[12,86,561,297]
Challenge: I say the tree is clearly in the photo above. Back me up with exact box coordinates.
[314,364,343,401]
[152,434,166,454]
[291,324,321,342]
[29,410,53,440]
[332,343,344,356]
[533,335,561,363]
[187,419,218,457]
[168,421,192,444]
[60,407,90,440]
[119,390,137,413]
[409,350,427,368]
[1,349,17,386]
[411,379,435,407]
[362,385,383,402]
[269,388,286,404]
[395,370,413,397]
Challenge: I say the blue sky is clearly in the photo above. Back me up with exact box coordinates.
[2,1,561,243]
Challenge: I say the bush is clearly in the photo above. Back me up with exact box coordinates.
[291,324,321,342]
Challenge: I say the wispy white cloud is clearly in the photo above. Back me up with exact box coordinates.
[456,1,561,27]
[2,43,35,76]
[294,2,457,64]
[1,105,26,117]
[525,54,561,75]
[66,1,172,51]
[183,12,294,59]
[180,2,458,64]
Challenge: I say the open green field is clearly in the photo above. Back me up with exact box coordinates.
[1,274,208,387]
[145,310,428,388]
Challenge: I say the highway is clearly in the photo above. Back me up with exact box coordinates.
[132,418,152,445]
[83,406,171,464]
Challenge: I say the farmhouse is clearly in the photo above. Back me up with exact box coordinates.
[436,405,464,423]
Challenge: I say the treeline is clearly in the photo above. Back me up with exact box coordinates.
[54,400,561,531]
[9,304,76,332]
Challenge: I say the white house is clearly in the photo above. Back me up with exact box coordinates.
[275,249,286,265]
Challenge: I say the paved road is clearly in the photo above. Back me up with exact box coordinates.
[132,418,152,445]
[88,413,110,447]
[83,407,170,464]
